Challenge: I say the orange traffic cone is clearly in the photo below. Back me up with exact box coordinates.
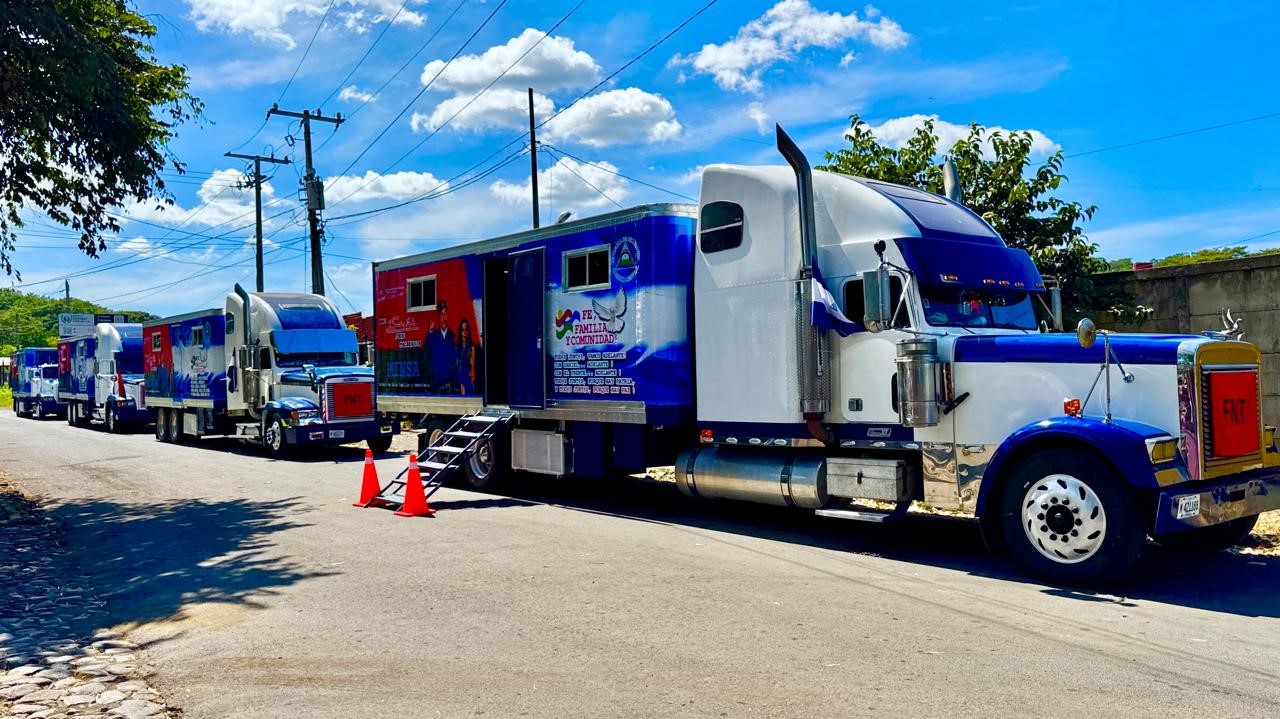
[353,449,382,507]
[395,452,435,518]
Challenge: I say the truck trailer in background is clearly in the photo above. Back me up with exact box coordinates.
[369,125,1280,585]
[143,288,397,456]
[57,323,149,432]
[10,347,63,419]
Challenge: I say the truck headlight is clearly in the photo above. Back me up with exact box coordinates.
[290,409,322,425]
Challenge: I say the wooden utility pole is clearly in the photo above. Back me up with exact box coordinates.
[528,88,540,229]
[266,104,343,295]
[224,151,291,292]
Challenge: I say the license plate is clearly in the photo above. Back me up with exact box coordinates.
[329,430,345,439]
[1176,495,1201,520]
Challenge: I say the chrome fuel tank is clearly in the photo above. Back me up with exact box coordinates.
[675,447,828,509]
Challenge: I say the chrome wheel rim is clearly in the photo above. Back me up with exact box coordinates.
[265,421,282,451]
[107,409,116,432]
[1022,473,1106,564]
[169,410,180,441]
[469,440,493,479]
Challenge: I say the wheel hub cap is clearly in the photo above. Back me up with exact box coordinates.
[1021,473,1106,564]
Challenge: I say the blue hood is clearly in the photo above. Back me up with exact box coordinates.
[954,333,1205,366]
[278,366,373,384]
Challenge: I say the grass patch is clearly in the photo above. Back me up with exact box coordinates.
[0,385,11,410]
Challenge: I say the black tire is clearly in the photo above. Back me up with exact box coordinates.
[261,413,289,459]
[1158,515,1258,553]
[66,402,76,426]
[417,417,450,454]
[367,435,393,454]
[167,408,185,444]
[997,448,1144,586]
[463,435,507,492]
[155,408,169,442]
[105,403,119,434]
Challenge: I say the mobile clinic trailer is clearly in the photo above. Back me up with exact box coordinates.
[58,323,149,431]
[374,206,695,485]
[370,127,1280,585]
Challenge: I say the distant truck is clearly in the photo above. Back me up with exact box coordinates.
[57,323,150,432]
[10,348,63,419]
[142,286,397,456]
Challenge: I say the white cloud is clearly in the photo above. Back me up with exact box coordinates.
[860,114,1060,157]
[544,89,682,147]
[490,157,630,213]
[420,28,600,93]
[324,170,446,203]
[338,85,376,103]
[187,0,424,49]
[411,88,555,133]
[746,101,770,134]
[114,236,156,256]
[669,0,908,92]
[121,169,280,229]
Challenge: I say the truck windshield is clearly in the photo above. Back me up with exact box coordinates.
[275,351,358,368]
[921,287,1039,330]
[41,366,57,379]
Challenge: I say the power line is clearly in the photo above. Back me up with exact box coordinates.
[542,144,697,202]
[326,0,720,224]
[544,147,622,209]
[334,0,509,177]
[316,0,415,109]
[1066,111,1280,158]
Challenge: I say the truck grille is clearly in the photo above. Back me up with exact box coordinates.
[324,378,374,422]
[1201,366,1261,459]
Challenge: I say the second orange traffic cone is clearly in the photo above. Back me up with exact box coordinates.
[353,448,381,507]
[395,452,435,518]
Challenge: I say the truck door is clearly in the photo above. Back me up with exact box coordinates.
[507,248,546,409]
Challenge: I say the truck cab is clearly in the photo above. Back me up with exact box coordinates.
[11,348,63,419]
[223,287,395,455]
[683,143,1280,584]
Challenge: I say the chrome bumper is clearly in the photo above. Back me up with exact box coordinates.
[1154,467,1280,536]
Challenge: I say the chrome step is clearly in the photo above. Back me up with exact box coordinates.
[815,508,897,523]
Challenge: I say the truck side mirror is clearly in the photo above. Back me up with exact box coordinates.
[861,266,892,333]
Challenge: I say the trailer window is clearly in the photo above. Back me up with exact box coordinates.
[843,276,906,327]
[191,326,204,346]
[564,246,610,291]
[151,332,161,351]
[407,276,437,311]
[700,201,744,253]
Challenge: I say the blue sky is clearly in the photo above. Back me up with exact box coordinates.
[11,0,1280,317]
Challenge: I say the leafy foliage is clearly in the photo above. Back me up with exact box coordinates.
[0,0,201,277]
[819,115,1136,325]
[0,288,157,356]
[1104,246,1280,271]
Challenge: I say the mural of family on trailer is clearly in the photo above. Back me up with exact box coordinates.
[422,300,483,396]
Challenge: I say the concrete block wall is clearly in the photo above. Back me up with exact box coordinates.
[1097,253,1280,424]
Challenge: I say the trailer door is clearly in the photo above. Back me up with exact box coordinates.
[507,248,546,409]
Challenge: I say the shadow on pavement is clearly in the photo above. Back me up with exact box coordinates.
[486,473,1280,619]
[47,495,332,641]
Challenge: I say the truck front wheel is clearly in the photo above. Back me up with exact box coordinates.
[262,413,289,459]
[1158,515,1258,554]
[367,435,393,454]
[997,449,1144,586]
[105,403,119,433]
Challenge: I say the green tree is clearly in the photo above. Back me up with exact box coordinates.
[0,288,156,349]
[1153,246,1247,268]
[819,115,1136,325]
[0,0,201,277]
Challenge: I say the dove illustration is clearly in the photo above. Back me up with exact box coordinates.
[592,288,627,334]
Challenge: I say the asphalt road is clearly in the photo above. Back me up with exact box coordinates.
[2,413,1279,718]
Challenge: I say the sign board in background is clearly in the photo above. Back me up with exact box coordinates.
[58,313,128,338]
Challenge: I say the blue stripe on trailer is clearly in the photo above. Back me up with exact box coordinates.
[954,333,1203,365]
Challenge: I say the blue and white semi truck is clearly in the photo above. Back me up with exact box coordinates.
[142,287,397,457]
[58,323,150,432]
[372,126,1280,584]
[10,348,63,419]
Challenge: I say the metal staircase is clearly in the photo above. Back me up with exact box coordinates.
[366,411,518,506]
